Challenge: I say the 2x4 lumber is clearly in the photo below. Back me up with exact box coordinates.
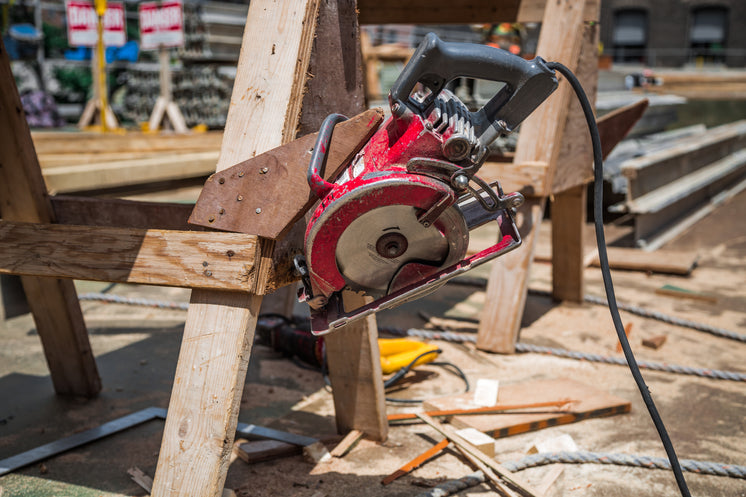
[42,151,219,194]
[31,130,223,155]
[51,196,195,231]
[479,160,548,197]
[325,291,388,440]
[551,21,600,194]
[151,1,322,496]
[0,220,258,292]
[416,413,540,497]
[477,0,588,354]
[0,38,100,397]
[356,0,599,25]
[550,184,586,302]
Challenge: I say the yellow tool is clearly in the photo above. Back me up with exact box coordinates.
[378,338,439,375]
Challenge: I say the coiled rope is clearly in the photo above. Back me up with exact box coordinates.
[401,329,746,382]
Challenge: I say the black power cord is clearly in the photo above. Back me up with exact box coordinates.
[545,61,691,497]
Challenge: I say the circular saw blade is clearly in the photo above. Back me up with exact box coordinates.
[335,204,468,296]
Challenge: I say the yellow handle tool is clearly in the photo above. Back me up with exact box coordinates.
[378,338,440,375]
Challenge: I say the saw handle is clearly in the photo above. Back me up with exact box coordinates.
[389,32,557,141]
[307,113,348,199]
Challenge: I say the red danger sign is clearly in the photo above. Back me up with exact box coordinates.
[139,1,184,50]
[65,0,126,47]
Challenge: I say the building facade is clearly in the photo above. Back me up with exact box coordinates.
[600,0,746,67]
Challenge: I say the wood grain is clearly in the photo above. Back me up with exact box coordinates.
[477,0,589,354]
[0,36,100,397]
[325,291,388,441]
[551,184,586,302]
[151,1,322,495]
[0,220,258,291]
[356,0,599,24]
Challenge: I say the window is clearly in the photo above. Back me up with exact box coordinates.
[612,9,647,63]
[690,7,728,63]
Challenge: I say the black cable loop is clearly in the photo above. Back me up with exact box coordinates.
[546,60,691,497]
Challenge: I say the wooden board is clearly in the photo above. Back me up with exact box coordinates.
[551,184,586,302]
[356,0,599,24]
[0,220,259,292]
[0,36,100,397]
[31,130,223,155]
[325,291,388,441]
[42,151,218,194]
[551,21,600,195]
[535,245,699,276]
[51,196,196,231]
[477,0,589,354]
[151,1,322,495]
[423,378,630,438]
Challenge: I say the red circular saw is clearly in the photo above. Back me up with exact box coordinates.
[296,33,558,335]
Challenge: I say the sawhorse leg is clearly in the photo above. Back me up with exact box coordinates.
[0,37,100,397]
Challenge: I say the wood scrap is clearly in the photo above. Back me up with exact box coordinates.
[534,246,699,276]
[381,439,449,485]
[387,399,575,422]
[616,322,633,354]
[237,440,302,464]
[655,284,717,303]
[127,466,153,492]
[642,334,668,350]
[330,429,364,458]
[416,413,540,497]
[422,378,630,439]
[455,428,496,457]
[303,441,332,464]
[452,446,512,497]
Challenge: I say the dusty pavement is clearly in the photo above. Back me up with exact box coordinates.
[0,192,745,497]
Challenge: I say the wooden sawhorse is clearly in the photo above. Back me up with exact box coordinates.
[1,0,605,495]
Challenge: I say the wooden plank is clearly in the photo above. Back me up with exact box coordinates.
[330,429,364,458]
[480,161,549,197]
[0,220,259,292]
[357,0,521,24]
[51,196,196,230]
[0,37,100,397]
[386,400,572,422]
[517,0,598,23]
[588,248,698,276]
[477,0,588,354]
[655,285,716,303]
[551,22,600,194]
[356,0,598,24]
[151,1,322,495]
[42,151,219,194]
[381,439,449,485]
[324,291,388,441]
[416,413,540,497]
[31,130,223,155]
[422,378,630,439]
[236,440,302,464]
[551,184,586,302]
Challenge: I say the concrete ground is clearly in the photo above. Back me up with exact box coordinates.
[1,191,745,497]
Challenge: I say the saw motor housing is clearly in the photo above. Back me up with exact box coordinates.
[298,33,558,335]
